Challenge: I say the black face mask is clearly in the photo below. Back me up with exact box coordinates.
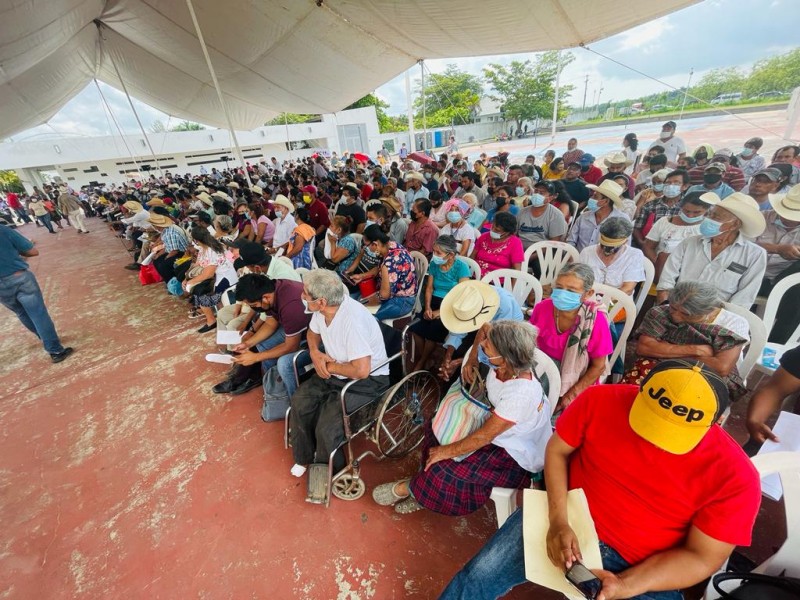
[495,197,508,209]
[487,187,495,196]
[695,153,708,162]
[600,245,623,256]
[703,173,722,185]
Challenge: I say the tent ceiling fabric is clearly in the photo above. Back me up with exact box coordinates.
[0,0,696,140]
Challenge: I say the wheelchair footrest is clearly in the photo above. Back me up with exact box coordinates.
[305,464,329,505]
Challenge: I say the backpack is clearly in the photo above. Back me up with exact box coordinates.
[712,572,800,600]
[261,366,289,422]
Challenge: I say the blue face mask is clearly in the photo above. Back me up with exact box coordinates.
[586,198,599,212]
[477,345,500,370]
[741,147,754,157]
[679,211,704,224]
[365,219,375,229]
[446,212,461,224]
[551,288,583,311]
[653,183,665,192]
[530,193,545,208]
[699,217,723,238]
[490,230,503,240]
[430,255,446,265]
[516,186,525,197]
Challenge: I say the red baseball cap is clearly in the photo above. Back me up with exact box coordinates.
[302,185,317,194]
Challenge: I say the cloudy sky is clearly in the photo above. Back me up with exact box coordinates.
[10,0,799,141]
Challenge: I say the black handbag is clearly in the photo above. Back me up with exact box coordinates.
[712,572,800,599]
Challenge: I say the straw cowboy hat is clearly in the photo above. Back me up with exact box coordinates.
[603,151,633,167]
[228,181,240,189]
[146,198,166,207]
[769,185,800,224]
[147,213,172,228]
[123,200,143,212]
[273,194,294,214]
[210,191,230,202]
[585,179,624,207]
[381,197,402,215]
[195,185,208,193]
[167,183,179,190]
[197,192,213,206]
[699,192,721,206]
[715,192,766,238]
[405,171,426,183]
[250,185,263,195]
[440,280,500,334]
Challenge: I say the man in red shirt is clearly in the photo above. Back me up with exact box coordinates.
[6,192,32,224]
[301,185,330,241]
[579,153,603,185]
[439,361,761,600]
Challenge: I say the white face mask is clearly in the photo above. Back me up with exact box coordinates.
[660,131,672,141]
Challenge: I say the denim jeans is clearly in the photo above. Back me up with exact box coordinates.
[0,269,65,355]
[373,295,415,320]
[438,508,683,600]
[255,327,302,399]
[37,213,54,233]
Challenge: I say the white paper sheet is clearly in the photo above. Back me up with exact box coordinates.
[523,488,602,600]
[205,353,234,365]
[757,411,800,501]
[140,251,157,266]
[216,330,242,345]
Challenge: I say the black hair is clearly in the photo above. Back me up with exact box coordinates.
[234,273,275,302]
[623,133,638,152]
[362,223,390,244]
[550,157,564,170]
[494,211,517,233]
[649,145,665,155]
[191,225,224,253]
[681,191,712,209]
[550,179,573,204]
[666,170,690,185]
[366,203,387,219]
[508,164,524,173]
[212,200,231,216]
[151,206,171,217]
[197,211,213,225]
[649,154,668,167]
[429,190,443,203]
[295,207,309,223]
[415,199,432,217]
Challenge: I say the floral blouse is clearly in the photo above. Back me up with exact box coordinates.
[380,242,417,298]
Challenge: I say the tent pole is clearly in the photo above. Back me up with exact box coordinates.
[420,60,427,153]
[405,69,415,154]
[103,42,164,177]
[93,79,144,179]
[185,0,253,186]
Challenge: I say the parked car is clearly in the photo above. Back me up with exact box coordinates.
[710,92,743,104]
[754,91,785,100]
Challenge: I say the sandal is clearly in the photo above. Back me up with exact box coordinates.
[394,496,423,514]
[372,480,409,506]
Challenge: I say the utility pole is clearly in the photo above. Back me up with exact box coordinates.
[581,75,589,112]
[404,69,415,152]
[550,51,562,142]
[420,60,427,152]
[679,68,694,121]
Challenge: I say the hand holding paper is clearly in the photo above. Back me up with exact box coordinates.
[205,353,234,365]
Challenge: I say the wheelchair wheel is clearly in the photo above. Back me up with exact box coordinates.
[331,474,366,501]
[375,370,440,459]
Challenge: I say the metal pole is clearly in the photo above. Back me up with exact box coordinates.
[93,79,144,176]
[581,74,588,112]
[185,0,253,186]
[679,68,694,122]
[550,51,562,142]
[404,68,415,153]
[284,113,292,160]
[420,60,427,152]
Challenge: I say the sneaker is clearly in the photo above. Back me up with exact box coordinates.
[51,347,74,363]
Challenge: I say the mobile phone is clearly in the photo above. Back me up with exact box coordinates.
[565,562,602,600]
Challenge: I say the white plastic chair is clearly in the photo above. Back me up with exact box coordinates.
[703,451,800,599]
[634,257,655,315]
[522,240,579,286]
[761,272,800,343]
[593,283,637,379]
[491,348,560,527]
[461,256,482,280]
[722,302,767,385]
[481,269,542,309]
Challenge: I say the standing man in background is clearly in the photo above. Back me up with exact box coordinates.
[57,186,90,234]
[0,225,73,362]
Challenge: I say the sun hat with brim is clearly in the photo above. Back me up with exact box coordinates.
[439,280,500,334]
[250,185,263,195]
[381,197,402,215]
[148,190,160,196]
[228,182,240,189]
[123,200,143,212]
[488,166,505,179]
[629,359,728,455]
[273,194,294,214]
[195,185,208,193]
[405,171,426,183]
[210,191,230,202]
[147,214,173,228]
[146,198,166,207]
[715,192,766,238]
[168,183,179,190]
[585,179,624,207]
[197,192,213,206]
[652,168,671,182]
[603,151,633,167]
[698,192,721,206]
[769,186,800,223]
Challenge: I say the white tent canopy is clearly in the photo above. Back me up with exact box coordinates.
[0,0,696,140]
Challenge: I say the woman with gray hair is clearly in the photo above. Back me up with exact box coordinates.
[529,263,614,411]
[408,235,471,371]
[373,320,552,515]
[625,280,749,399]
[578,216,646,297]
[213,214,238,243]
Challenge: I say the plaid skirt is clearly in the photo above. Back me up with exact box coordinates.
[408,425,528,516]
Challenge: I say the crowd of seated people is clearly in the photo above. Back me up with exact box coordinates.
[91,130,800,599]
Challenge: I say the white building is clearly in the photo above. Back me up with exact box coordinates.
[0,107,380,191]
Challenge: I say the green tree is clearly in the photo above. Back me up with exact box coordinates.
[0,170,24,193]
[413,64,482,127]
[265,113,318,126]
[745,48,800,96]
[690,67,746,103]
[171,121,205,131]
[345,94,406,132]
[483,51,574,132]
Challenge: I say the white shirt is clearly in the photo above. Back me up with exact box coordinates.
[646,216,702,254]
[487,371,552,472]
[579,245,646,289]
[310,296,389,379]
[658,234,767,307]
[441,222,477,256]
[756,210,800,279]
[272,213,296,248]
[648,135,686,163]
[567,207,631,252]
[121,210,150,229]
[430,203,448,227]
[623,147,639,175]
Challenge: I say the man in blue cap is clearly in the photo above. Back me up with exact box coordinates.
[579,153,602,185]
